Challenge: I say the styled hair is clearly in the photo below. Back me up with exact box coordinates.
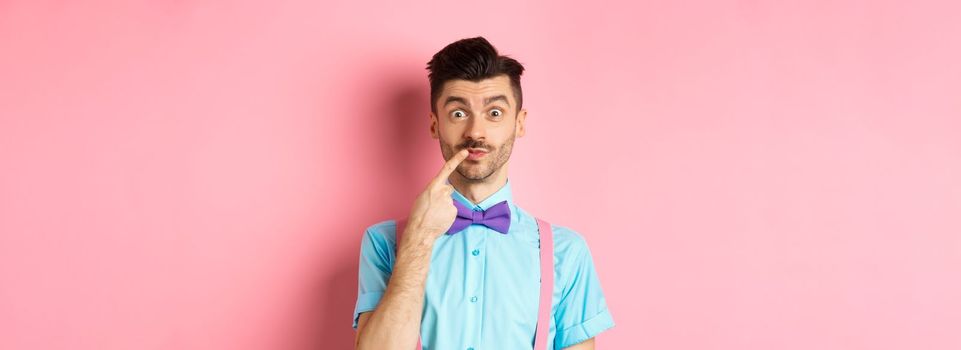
[426,36,525,114]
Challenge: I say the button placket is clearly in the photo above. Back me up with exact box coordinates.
[464,224,486,348]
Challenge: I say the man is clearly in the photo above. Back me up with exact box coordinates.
[353,36,614,350]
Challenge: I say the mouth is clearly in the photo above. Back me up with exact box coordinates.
[466,148,488,160]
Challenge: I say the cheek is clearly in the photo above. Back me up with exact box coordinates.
[438,129,459,143]
[489,125,514,141]
[437,121,460,135]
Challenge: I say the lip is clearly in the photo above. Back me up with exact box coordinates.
[466,148,488,160]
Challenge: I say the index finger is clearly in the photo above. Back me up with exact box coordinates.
[431,149,469,187]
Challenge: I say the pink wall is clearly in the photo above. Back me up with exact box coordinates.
[2,1,959,349]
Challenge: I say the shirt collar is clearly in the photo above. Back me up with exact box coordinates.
[448,178,515,212]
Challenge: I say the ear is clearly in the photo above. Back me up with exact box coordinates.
[515,108,527,137]
[429,111,439,139]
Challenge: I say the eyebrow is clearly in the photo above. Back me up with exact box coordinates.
[443,95,511,108]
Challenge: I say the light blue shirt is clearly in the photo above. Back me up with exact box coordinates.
[353,178,614,349]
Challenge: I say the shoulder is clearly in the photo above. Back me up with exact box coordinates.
[547,223,591,258]
[358,219,402,260]
[363,219,400,242]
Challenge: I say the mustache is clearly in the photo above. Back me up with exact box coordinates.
[459,140,492,151]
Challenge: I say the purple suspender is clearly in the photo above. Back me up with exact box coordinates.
[394,217,555,349]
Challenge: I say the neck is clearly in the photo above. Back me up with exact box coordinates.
[449,166,509,205]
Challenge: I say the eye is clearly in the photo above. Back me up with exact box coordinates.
[490,109,503,117]
[451,110,467,119]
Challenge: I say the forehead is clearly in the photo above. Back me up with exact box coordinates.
[438,75,515,107]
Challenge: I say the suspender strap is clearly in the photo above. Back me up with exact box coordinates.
[394,217,554,349]
[533,217,554,349]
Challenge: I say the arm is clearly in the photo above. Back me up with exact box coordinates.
[553,229,615,349]
[354,227,435,350]
[354,149,469,350]
[563,337,595,350]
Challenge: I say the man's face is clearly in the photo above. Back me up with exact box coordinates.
[430,74,527,182]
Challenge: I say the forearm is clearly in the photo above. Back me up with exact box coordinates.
[356,231,434,350]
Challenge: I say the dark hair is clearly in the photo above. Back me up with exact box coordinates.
[426,36,525,114]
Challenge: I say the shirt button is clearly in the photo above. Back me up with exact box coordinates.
[471,249,480,256]
[470,296,478,303]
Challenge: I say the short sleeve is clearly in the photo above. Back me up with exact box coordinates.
[352,221,396,330]
[553,234,615,348]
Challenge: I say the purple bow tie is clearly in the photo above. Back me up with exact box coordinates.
[446,199,512,235]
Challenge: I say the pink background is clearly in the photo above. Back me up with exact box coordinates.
[2,1,960,349]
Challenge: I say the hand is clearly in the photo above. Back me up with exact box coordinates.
[401,149,469,245]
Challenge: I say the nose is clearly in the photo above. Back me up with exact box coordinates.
[463,113,486,140]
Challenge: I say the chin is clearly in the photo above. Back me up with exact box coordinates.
[458,167,494,181]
